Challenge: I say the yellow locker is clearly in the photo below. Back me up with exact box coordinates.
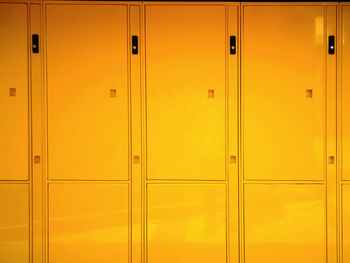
[241,4,330,263]
[145,5,226,181]
[147,184,226,263]
[244,184,325,263]
[0,3,30,263]
[242,5,325,181]
[144,4,233,263]
[0,184,29,263]
[48,184,129,263]
[0,2,344,263]
[45,3,131,263]
[46,4,129,181]
[0,3,28,180]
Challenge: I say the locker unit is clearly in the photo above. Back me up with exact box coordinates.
[240,4,333,263]
[45,3,131,263]
[0,3,30,263]
[143,4,237,263]
[0,1,348,263]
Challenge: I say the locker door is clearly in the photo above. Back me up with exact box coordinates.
[0,4,30,263]
[46,4,130,263]
[242,5,327,263]
[0,3,28,181]
[342,5,350,263]
[242,5,325,182]
[145,4,231,263]
[47,4,129,181]
[0,184,29,263]
[145,5,226,181]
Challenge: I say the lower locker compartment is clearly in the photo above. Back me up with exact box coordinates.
[244,184,326,263]
[48,184,129,263]
[147,184,226,263]
[343,185,350,262]
[0,184,29,263]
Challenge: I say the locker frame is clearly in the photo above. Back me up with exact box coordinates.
[239,2,338,263]
[140,3,239,263]
[0,1,346,263]
[339,3,350,263]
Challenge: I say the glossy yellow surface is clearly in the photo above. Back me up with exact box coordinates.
[0,184,29,263]
[46,4,129,180]
[244,184,326,263]
[48,183,129,263]
[242,5,325,181]
[0,3,28,180]
[145,5,226,180]
[241,4,331,263]
[147,184,226,263]
[0,2,345,263]
[343,6,350,181]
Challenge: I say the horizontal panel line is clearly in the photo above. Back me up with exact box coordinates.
[47,180,130,184]
[243,180,325,185]
[0,180,31,184]
[146,180,227,184]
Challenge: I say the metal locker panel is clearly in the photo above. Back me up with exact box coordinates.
[242,6,325,181]
[342,6,350,181]
[48,183,129,263]
[0,3,28,180]
[147,184,226,263]
[343,185,350,262]
[145,5,226,180]
[46,4,129,180]
[0,184,29,263]
[244,184,326,263]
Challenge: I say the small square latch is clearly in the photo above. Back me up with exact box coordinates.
[110,89,117,97]
[306,89,313,98]
[34,155,41,164]
[230,155,237,164]
[9,88,16,96]
[328,156,335,164]
[133,155,140,164]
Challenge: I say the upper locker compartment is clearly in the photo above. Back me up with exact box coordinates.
[0,3,28,180]
[242,5,325,181]
[145,5,226,180]
[46,4,129,180]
